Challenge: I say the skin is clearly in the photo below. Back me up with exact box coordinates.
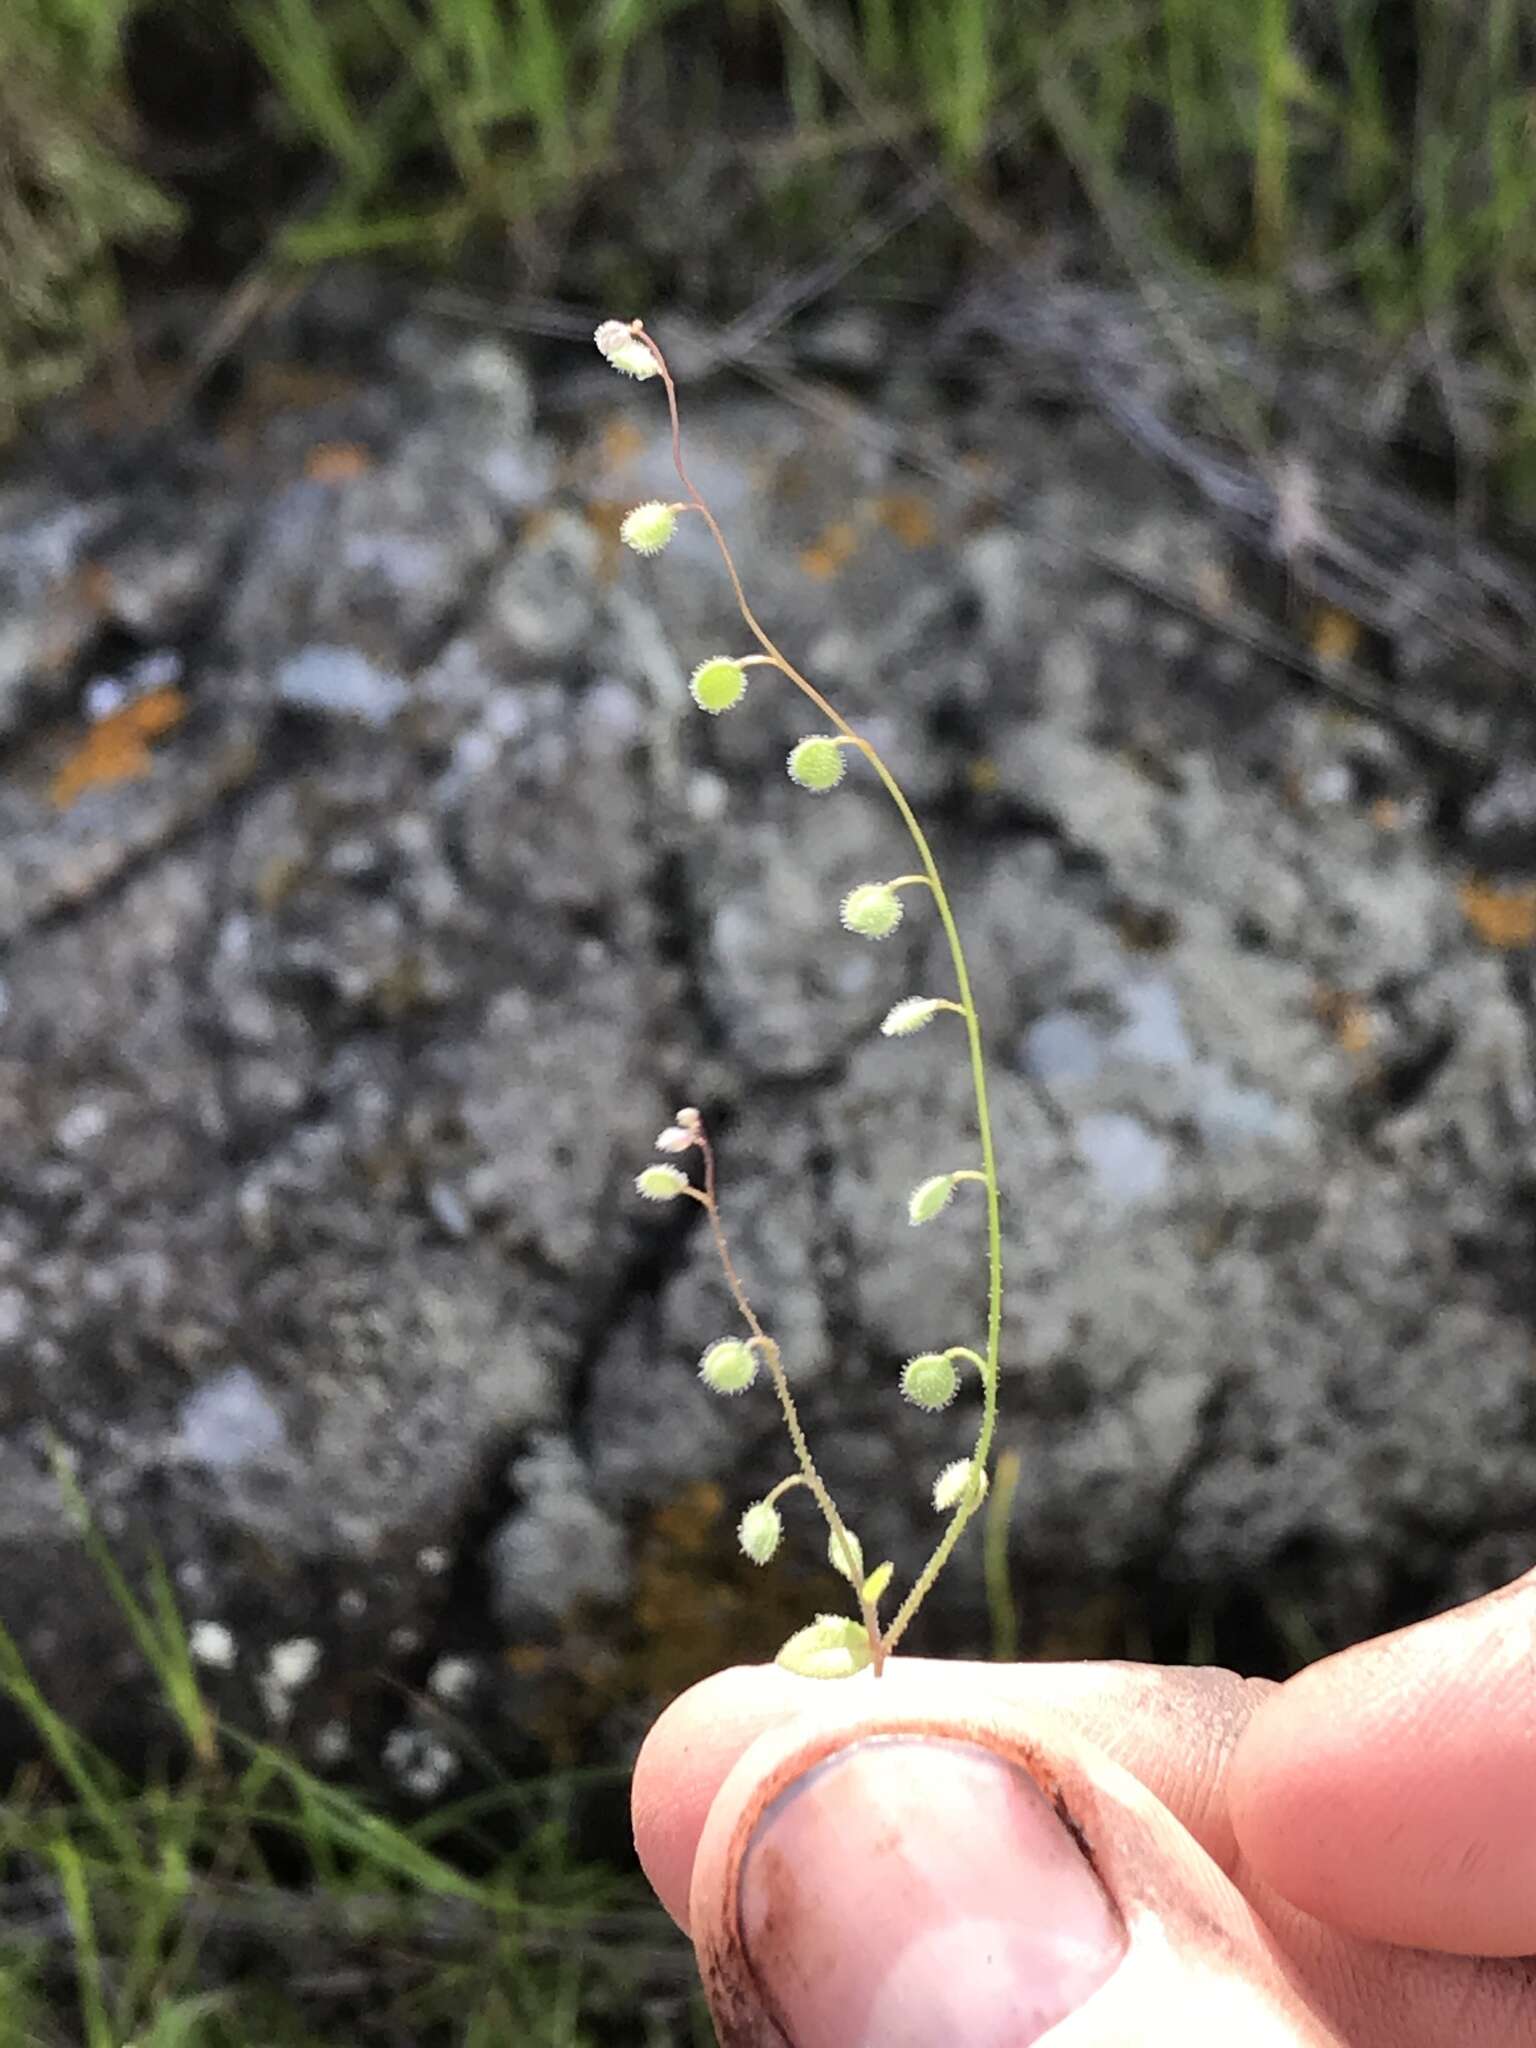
[632,1567,1536,2045]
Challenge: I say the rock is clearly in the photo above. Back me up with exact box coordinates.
[176,1366,288,1470]
[481,511,600,663]
[490,1436,630,1632]
[0,281,1532,1770]
[0,488,117,738]
[277,645,410,725]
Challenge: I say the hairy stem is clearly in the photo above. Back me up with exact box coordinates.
[696,1124,884,1670]
[639,324,1002,1668]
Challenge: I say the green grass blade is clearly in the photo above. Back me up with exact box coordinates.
[50,1835,113,2048]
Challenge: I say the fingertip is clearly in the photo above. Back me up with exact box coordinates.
[632,1663,811,1931]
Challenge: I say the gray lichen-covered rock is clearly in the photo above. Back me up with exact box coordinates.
[0,285,1532,1768]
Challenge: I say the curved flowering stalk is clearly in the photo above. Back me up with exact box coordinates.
[604,318,1002,1675]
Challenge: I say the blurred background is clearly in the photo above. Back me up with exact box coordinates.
[3,1,1536,2040]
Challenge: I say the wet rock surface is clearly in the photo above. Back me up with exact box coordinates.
[1,279,1533,1775]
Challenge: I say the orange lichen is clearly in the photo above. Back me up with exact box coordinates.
[1313,986,1376,1054]
[600,416,647,469]
[797,519,858,581]
[304,441,372,483]
[1310,606,1362,666]
[1459,878,1536,949]
[873,491,936,548]
[50,688,186,810]
[582,498,642,583]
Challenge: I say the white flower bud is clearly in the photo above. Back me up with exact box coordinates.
[654,1124,696,1153]
[594,320,659,380]
[932,1458,988,1513]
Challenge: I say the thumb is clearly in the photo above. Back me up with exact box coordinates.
[683,1694,1338,2048]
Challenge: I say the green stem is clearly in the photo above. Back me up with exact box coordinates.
[642,325,1002,1669]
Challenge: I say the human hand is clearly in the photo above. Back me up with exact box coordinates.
[632,1567,1534,2045]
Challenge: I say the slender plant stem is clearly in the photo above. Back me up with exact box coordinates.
[639,324,1001,1668]
[695,1124,884,1669]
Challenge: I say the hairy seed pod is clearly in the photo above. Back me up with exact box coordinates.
[689,657,748,713]
[620,501,677,555]
[901,1352,959,1411]
[635,1165,689,1201]
[840,882,903,940]
[737,1499,783,1565]
[827,1526,864,1585]
[698,1337,758,1394]
[787,735,847,792]
[907,1173,957,1225]
[881,996,947,1037]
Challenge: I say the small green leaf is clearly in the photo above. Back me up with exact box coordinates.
[907,1173,957,1225]
[861,1560,894,1606]
[775,1615,874,1680]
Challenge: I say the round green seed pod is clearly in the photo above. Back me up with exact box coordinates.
[737,1500,783,1565]
[900,1352,959,1411]
[689,658,748,714]
[840,883,903,940]
[698,1337,758,1394]
[620,501,677,555]
[787,736,846,792]
[635,1165,689,1201]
